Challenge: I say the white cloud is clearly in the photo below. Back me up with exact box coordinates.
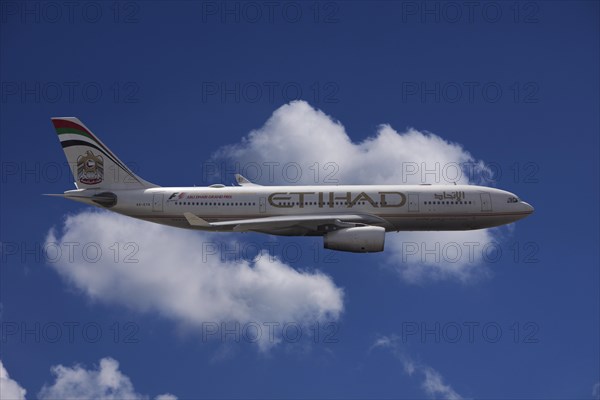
[38,357,175,400]
[371,335,464,400]
[420,366,464,400]
[593,381,600,400]
[0,360,27,400]
[45,210,344,351]
[213,100,489,186]
[213,100,498,283]
[385,230,494,284]
[155,395,178,400]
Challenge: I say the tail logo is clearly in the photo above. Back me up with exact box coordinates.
[77,150,104,185]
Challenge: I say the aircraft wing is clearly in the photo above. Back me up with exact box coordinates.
[183,212,390,235]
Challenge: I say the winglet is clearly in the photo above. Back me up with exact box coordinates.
[183,212,212,227]
[235,174,261,186]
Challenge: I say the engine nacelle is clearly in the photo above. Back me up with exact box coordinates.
[323,226,385,253]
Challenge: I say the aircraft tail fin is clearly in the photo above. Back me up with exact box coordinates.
[51,117,158,190]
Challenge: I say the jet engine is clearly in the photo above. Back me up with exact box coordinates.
[323,226,385,253]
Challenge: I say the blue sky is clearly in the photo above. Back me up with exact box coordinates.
[1,1,599,399]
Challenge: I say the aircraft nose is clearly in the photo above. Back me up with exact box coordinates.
[521,201,534,214]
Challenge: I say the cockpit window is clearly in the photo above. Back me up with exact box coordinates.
[507,196,519,203]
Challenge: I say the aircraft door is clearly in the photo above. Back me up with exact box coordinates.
[480,193,492,212]
[259,197,266,213]
[408,193,419,212]
[152,193,164,212]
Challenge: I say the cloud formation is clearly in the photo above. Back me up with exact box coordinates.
[213,100,497,283]
[38,357,175,400]
[46,210,344,350]
[213,100,489,186]
[0,360,27,400]
[371,335,464,400]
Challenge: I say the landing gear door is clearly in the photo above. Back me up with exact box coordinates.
[152,193,164,212]
[408,193,419,212]
[480,193,492,212]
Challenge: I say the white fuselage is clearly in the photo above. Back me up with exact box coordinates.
[67,184,534,236]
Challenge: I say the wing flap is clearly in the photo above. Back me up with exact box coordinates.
[183,212,389,233]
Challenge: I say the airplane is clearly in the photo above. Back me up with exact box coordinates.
[48,117,534,253]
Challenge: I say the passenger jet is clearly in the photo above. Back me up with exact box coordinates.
[48,117,534,253]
